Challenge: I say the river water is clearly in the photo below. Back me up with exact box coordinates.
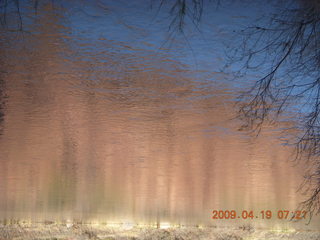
[0,0,319,230]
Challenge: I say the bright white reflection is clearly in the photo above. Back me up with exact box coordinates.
[106,222,121,228]
[66,219,72,228]
[123,222,134,230]
[160,222,171,229]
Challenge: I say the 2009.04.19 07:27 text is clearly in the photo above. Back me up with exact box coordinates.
[212,210,308,220]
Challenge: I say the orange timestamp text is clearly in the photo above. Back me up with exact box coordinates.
[212,210,308,220]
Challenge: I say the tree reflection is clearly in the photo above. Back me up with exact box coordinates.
[0,75,5,135]
[0,0,319,225]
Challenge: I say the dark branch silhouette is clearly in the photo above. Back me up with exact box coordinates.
[157,0,320,219]
[229,0,320,218]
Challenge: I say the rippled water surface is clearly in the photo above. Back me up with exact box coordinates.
[0,0,319,230]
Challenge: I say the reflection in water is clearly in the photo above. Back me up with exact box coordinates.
[0,36,6,135]
[0,76,5,134]
[0,0,319,230]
